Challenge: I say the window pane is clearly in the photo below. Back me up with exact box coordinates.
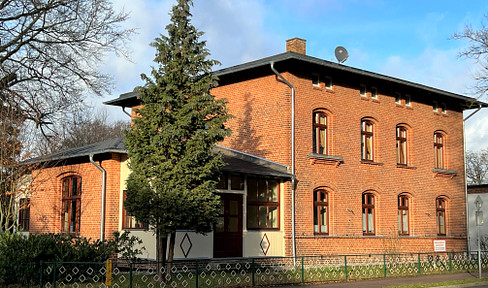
[229,200,238,215]
[217,173,228,189]
[231,174,244,190]
[258,179,267,201]
[368,210,374,233]
[362,209,367,233]
[215,216,224,232]
[402,211,408,234]
[229,217,238,232]
[269,206,278,228]
[248,178,257,201]
[258,206,267,228]
[438,212,445,234]
[269,180,278,202]
[320,207,328,233]
[72,177,78,196]
[247,206,257,228]
[314,206,319,233]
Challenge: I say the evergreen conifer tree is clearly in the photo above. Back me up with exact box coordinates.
[124,0,231,264]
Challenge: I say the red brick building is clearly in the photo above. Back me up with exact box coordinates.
[22,38,486,259]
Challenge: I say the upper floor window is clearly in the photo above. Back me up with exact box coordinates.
[433,101,439,113]
[434,132,444,169]
[405,95,411,107]
[312,74,320,87]
[360,85,367,97]
[398,195,409,235]
[313,189,329,235]
[361,120,374,161]
[371,87,378,100]
[395,93,402,104]
[362,193,375,235]
[313,111,328,154]
[441,103,447,114]
[436,198,447,236]
[122,191,147,229]
[18,198,30,232]
[247,178,279,230]
[61,176,81,235]
[396,126,408,165]
[324,77,333,90]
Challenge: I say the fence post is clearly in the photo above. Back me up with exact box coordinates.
[251,258,255,287]
[383,254,387,278]
[129,262,133,288]
[301,256,304,284]
[344,255,348,280]
[53,262,57,288]
[448,252,452,273]
[418,253,421,275]
[39,261,43,288]
[195,260,198,288]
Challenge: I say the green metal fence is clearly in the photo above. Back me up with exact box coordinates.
[38,251,487,287]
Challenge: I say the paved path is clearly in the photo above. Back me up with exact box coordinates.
[278,272,488,287]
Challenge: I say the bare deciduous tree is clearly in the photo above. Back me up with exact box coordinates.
[453,17,488,102]
[466,149,488,185]
[35,109,130,156]
[0,0,134,135]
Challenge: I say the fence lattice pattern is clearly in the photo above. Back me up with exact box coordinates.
[39,251,488,287]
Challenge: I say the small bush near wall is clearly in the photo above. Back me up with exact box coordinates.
[0,231,143,286]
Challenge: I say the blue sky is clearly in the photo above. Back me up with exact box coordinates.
[97,0,488,151]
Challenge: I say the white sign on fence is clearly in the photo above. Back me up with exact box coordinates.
[433,240,446,252]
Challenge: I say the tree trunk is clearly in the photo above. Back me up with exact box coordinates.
[156,230,167,281]
[166,231,176,276]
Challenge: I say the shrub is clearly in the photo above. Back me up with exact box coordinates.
[0,231,143,286]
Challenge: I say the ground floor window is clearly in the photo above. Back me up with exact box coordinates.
[362,192,375,235]
[18,198,30,231]
[122,190,147,229]
[436,197,446,236]
[313,189,329,235]
[61,176,81,235]
[247,177,279,230]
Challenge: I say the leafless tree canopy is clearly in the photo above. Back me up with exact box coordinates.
[466,149,488,185]
[0,0,133,135]
[35,109,130,156]
[453,15,488,100]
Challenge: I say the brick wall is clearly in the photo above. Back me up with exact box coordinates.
[212,67,467,255]
[29,153,122,240]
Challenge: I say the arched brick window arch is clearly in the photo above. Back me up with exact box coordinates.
[61,175,81,235]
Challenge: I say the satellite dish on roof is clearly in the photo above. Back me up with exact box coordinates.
[335,46,349,63]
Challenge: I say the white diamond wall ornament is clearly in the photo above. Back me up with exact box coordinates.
[180,233,193,258]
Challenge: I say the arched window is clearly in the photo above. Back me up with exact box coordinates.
[434,132,444,169]
[398,195,409,235]
[396,126,408,165]
[61,176,81,235]
[362,192,375,235]
[361,120,374,161]
[436,197,447,236]
[313,189,329,235]
[313,111,327,154]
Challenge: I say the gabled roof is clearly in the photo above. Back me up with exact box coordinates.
[25,137,291,179]
[104,51,487,109]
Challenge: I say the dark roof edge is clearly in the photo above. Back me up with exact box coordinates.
[214,145,290,176]
[23,149,127,165]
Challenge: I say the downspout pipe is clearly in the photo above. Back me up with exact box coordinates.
[463,104,483,253]
[122,107,131,117]
[270,62,296,261]
[90,154,107,241]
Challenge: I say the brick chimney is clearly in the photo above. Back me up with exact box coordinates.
[286,38,306,55]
